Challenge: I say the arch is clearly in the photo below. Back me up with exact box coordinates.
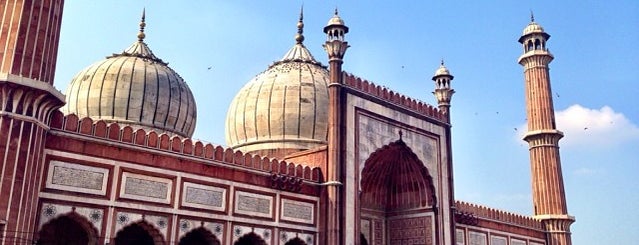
[527,40,533,51]
[114,221,165,245]
[534,39,541,50]
[360,138,436,211]
[234,232,267,245]
[179,227,221,245]
[284,237,307,245]
[37,212,99,245]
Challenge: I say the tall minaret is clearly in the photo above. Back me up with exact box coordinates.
[323,8,349,245]
[0,0,66,244]
[432,60,455,121]
[517,14,574,245]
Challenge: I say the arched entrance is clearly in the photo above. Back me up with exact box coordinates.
[234,232,267,245]
[114,221,165,245]
[284,237,307,245]
[179,227,221,245]
[37,213,98,245]
[360,138,436,244]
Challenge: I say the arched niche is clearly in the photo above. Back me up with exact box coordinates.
[114,221,165,245]
[37,212,99,245]
[361,138,436,211]
[234,232,267,245]
[179,227,221,245]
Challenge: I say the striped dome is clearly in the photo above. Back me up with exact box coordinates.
[63,36,197,138]
[224,12,331,157]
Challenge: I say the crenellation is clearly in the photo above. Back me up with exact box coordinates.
[47,114,322,182]
[456,200,543,229]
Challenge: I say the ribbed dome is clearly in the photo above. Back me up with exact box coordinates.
[225,14,329,157]
[433,62,450,77]
[63,16,197,138]
[522,21,545,36]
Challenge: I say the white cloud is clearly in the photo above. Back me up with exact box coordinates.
[516,104,639,148]
[573,167,600,176]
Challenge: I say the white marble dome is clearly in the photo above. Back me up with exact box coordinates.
[63,23,197,138]
[225,38,329,157]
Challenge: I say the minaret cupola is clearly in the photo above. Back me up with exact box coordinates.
[432,60,455,119]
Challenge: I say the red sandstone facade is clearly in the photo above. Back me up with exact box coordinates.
[0,2,572,245]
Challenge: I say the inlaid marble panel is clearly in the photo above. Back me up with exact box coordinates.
[120,172,172,204]
[46,160,109,195]
[280,198,314,224]
[511,239,527,245]
[456,229,465,245]
[182,182,226,211]
[468,231,487,245]
[491,235,507,245]
[234,191,272,218]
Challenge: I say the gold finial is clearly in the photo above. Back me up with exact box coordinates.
[530,10,535,22]
[137,8,146,42]
[295,5,305,44]
[334,7,339,16]
[441,58,445,66]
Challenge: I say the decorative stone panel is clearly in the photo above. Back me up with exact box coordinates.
[46,160,109,195]
[456,229,465,245]
[38,203,103,235]
[233,191,273,219]
[468,231,487,245]
[491,235,507,245]
[181,182,226,212]
[119,172,172,204]
[388,216,433,245]
[360,219,371,244]
[511,238,527,245]
[280,198,314,224]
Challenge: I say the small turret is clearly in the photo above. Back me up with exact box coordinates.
[432,60,455,120]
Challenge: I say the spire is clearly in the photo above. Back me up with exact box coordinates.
[137,8,146,42]
[530,10,535,22]
[441,58,445,66]
[295,5,305,44]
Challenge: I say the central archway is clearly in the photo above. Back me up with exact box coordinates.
[360,138,437,244]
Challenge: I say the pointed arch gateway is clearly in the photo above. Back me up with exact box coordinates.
[284,237,307,245]
[114,221,165,245]
[360,137,437,244]
[179,227,221,245]
[37,212,99,245]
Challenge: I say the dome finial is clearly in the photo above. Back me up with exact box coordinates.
[137,8,146,42]
[530,10,535,22]
[441,58,445,66]
[295,5,305,44]
[334,7,339,16]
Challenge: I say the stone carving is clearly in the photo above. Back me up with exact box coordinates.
[456,229,465,245]
[281,199,314,224]
[182,182,225,211]
[124,177,168,199]
[52,165,104,190]
[120,172,172,203]
[373,220,383,245]
[511,239,527,245]
[42,204,57,218]
[235,191,272,218]
[388,216,432,244]
[361,219,371,244]
[46,161,108,195]
[469,231,487,245]
[491,236,507,245]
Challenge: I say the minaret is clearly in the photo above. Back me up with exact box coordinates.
[432,60,455,121]
[517,14,574,245]
[323,8,349,245]
[0,1,66,244]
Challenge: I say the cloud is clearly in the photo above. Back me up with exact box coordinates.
[517,104,639,148]
[573,167,600,176]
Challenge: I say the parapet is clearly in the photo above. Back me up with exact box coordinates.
[48,110,322,183]
[455,200,543,229]
[342,72,447,122]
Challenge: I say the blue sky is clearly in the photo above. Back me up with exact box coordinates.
[54,1,638,244]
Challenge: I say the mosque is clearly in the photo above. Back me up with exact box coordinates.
[0,1,574,245]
